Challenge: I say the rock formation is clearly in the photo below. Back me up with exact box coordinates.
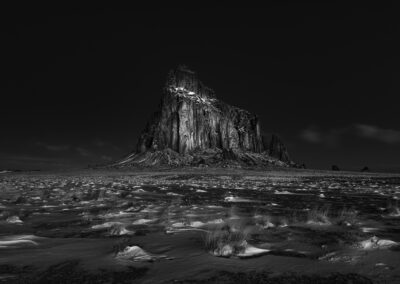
[361,166,370,172]
[113,65,294,168]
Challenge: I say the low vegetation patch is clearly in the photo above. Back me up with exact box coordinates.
[305,206,359,227]
[202,222,250,257]
[336,207,358,226]
[307,207,331,225]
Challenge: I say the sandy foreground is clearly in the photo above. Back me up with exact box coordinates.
[0,168,400,283]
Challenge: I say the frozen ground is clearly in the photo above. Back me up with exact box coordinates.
[0,168,400,283]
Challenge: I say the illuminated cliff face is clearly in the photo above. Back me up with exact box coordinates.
[136,65,265,155]
[110,65,292,168]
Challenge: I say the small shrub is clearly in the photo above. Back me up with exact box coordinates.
[335,207,358,226]
[387,200,400,217]
[290,211,300,224]
[307,207,331,225]
[202,223,249,256]
[278,217,289,227]
[254,214,275,229]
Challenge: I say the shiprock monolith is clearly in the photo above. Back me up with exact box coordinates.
[113,65,294,168]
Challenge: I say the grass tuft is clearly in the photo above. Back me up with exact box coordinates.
[307,207,331,225]
[387,200,400,217]
[202,223,249,256]
[335,207,358,226]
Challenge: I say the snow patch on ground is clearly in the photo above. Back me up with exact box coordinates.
[207,218,224,224]
[274,190,294,195]
[358,236,398,250]
[92,222,123,229]
[132,219,156,225]
[6,216,23,224]
[0,235,41,248]
[361,227,380,233]
[224,196,252,202]
[166,192,183,196]
[237,245,270,258]
[115,246,166,262]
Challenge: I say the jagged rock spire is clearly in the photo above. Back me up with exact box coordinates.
[113,66,293,168]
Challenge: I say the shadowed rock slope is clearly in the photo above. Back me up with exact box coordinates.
[113,66,296,168]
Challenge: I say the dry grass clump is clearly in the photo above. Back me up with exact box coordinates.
[202,207,252,257]
[157,198,182,226]
[278,217,289,227]
[335,207,358,226]
[387,200,400,217]
[306,206,359,227]
[202,222,250,256]
[254,214,275,229]
[290,211,301,224]
[307,207,331,225]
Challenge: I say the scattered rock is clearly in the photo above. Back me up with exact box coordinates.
[361,166,370,172]
[214,245,233,257]
[6,216,23,224]
[115,246,165,262]
[12,195,26,204]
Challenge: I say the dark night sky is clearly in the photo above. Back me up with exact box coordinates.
[1,4,400,172]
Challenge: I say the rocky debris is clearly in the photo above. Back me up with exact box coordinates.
[295,163,306,169]
[361,166,370,172]
[213,244,234,257]
[114,148,289,168]
[332,165,340,171]
[111,66,295,168]
[6,216,23,224]
[12,195,26,204]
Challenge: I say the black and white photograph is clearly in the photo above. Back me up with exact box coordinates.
[1,3,400,283]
